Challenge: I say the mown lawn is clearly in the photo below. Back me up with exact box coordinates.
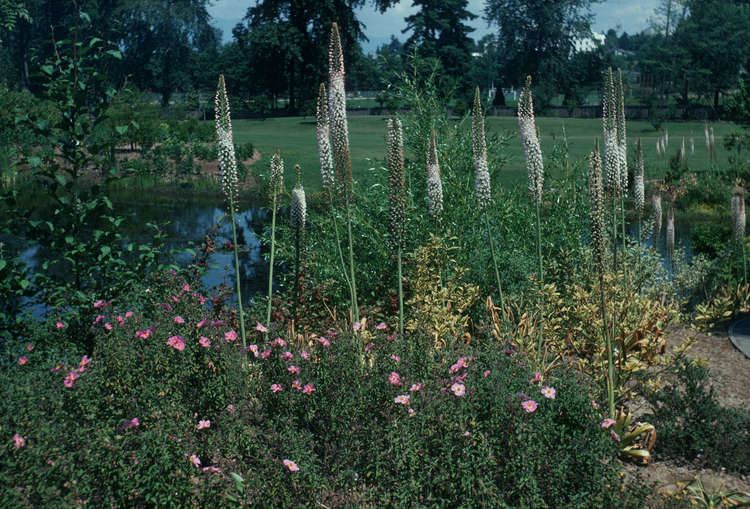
[231,115,739,192]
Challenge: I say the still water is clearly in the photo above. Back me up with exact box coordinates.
[17,197,271,315]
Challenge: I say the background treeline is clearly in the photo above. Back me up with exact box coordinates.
[1,0,750,118]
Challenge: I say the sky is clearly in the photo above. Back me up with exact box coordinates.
[208,0,661,52]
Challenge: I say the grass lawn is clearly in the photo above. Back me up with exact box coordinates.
[231,115,739,193]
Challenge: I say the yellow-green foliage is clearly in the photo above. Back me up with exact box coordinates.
[406,235,480,349]
[694,283,750,329]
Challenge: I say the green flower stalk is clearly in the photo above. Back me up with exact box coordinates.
[652,192,663,241]
[214,74,247,350]
[316,82,351,301]
[615,70,628,257]
[386,118,406,338]
[518,75,544,281]
[472,88,504,308]
[265,150,284,336]
[602,68,620,270]
[666,206,675,268]
[732,183,747,284]
[634,139,645,243]
[589,141,615,418]
[291,165,307,327]
[426,129,443,220]
[328,22,358,324]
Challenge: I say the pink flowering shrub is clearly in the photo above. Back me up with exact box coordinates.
[0,272,638,507]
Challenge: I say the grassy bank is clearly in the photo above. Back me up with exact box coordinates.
[232,116,739,192]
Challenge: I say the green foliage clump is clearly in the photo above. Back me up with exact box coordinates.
[0,272,645,508]
[644,358,750,475]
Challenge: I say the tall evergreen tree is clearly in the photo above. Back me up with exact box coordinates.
[403,0,476,96]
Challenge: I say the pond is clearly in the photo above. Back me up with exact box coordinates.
[15,193,271,317]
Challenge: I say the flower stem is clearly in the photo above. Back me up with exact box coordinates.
[397,247,404,339]
[535,200,543,282]
[329,194,352,309]
[229,200,247,350]
[265,192,277,339]
[484,211,504,310]
[345,197,359,323]
[599,271,615,417]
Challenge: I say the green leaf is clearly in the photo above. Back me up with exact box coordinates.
[114,125,128,135]
[41,65,54,76]
[19,280,30,290]
[100,246,111,257]
[106,50,123,60]
[0,260,7,271]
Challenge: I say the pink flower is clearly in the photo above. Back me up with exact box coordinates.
[390,354,400,363]
[182,284,190,292]
[63,371,79,388]
[388,371,402,386]
[600,418,616,430]
[196,420,211,430]
[281,351,293,361]
[189,454,201,468]
[463,431,472,437]
[287,365,300,375]
[77,355,91,373]
[224,330,238,342]
[167,335,186,351]
[261,349,272,359]
[125,311,134,319]
[283,459,299,472]
[386,334,396,341]
[375,322,388,330]
[408,408,416,417]
[394,394,410,405]
[292,379,302,391]
[50,363,62,373]
[196,319,207,328]
[202,466,222,474]
[300,350,310,360]
[317,337,331,347]
[271,337,287,348]
[115,315,125,326]
[18,356,28,366]
[171,295,180,303]
[55,321,65,330]
[94,314,105,324]
[135,328,152,340]
[12,433,26,449]
[248,344,259,357]
[199,336,211,348]
[25,343,34,352]
[449,357,469,374]
[353,322,362,332]
[173,316,185,325]
[521,399,538,413]
[483,370,491,378]
[450,383,466,397]
[540,386,556,399]
[530,372,542,384]
[93,299,109,309]
[227,404,236,414]
[409,383,424,392]
[255,322,268,333]
[302,383,316,394]
[103,322,113,331]
[122,417,140,430]
[271,383,283,393]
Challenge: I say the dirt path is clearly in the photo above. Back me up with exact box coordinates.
[625,326,750,504]
[665,325,750,409]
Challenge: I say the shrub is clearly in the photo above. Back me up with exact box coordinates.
[1,273,644,507]
[644,358,750,475]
